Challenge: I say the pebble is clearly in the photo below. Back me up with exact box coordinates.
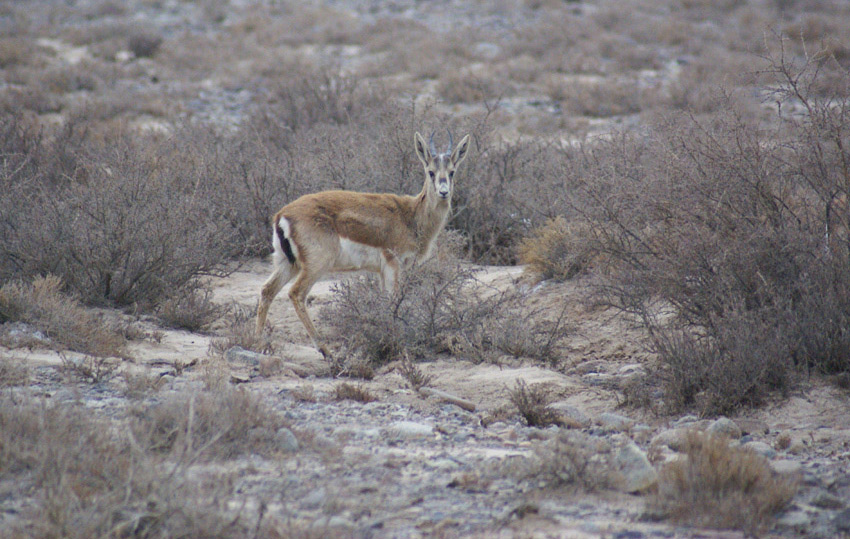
[787,439,808,455]
[776,509,810,531]
[613,442,657,493]
[302,487,326,509]
[224,346,263,366]
[810,490,845,509]
[673,415,699,426]
[651,428,689,451]
[706,417,742,440]
[583,373,616,387]
[736,419,769,435]
[743,441,776,459]
[548,402,591,427]
[275,427,300,452]
[597,412,634,432]
[385,421,434,440]
[835,508,850,532]
[770,459,802,475]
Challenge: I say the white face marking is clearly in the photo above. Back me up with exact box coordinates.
[429,153,453,199]
[335,237,384,272]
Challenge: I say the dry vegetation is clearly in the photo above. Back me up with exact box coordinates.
[1,0,849,534]
[322,241,567,365]
[652,432,797,534]
[0,387,289,538]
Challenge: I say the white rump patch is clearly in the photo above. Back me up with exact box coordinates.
[272,216,298,265]
[335,237,383,272]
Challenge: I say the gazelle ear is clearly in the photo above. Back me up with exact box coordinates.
[414,132,430,166]
[451,134,471,166]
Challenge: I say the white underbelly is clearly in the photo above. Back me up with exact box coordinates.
[335,237,384,272]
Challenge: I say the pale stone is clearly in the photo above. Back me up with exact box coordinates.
[706,417,742,439]
[613,442,658,493]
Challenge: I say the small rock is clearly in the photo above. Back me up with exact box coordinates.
[302,487,326,509]
[613,442,657,493]
[385,421,434,440]
[597,412,634,432]
[631,425,654,444]
[811,490,845,509]
[613,531,644,539]
[583,373,616,387]
[651,428,690,451]
[743,441,776,459]
[770,459,802,475]
[275,427,299,452]
[736,419,770,436]
[431,458,461,471]
[706,417,742,440]
[325,515,354,530]
[776,510,810,531]
[617,363,645,376]
[787,439,808,455]
[224,346,263,366]
[835,508,850,532]
[472,42,502,60]
[673,415,699,426]
[548,402,591,428]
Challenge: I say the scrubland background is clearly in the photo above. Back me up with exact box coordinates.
[1,0,849,536]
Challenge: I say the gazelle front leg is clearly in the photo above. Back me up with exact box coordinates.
[380,250,401,295]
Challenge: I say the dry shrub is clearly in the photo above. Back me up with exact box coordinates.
[0,36,34,68]
[561,77,645,118]
[518,216,598,282]
[127,30,162,58]
[515,430,612,491]
[322,247,565,366]
[130,388,286,460]
[0,356,29,386]
[652,315,795,415]
[509,379,561,428]
[397,357,432,390]
[652,432,795,533]
[210,304,275,355]
[60,353,118,384]
[451,137,565,265]
[0,275,125,357]
[0,114,239,308]
[436,72,503,104]
[121,370,165,399]
[255,62,382,134]
[559,46,850,414]
[201,355,231,392]
[333,382,378,403]
[156,282,224,332]
[0,395,249,538]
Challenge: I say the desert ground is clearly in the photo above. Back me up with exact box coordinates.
[2,0,850,537]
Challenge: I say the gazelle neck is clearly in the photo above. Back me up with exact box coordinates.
[412,185,450,253]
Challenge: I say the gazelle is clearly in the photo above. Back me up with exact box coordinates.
[256,131,471,357]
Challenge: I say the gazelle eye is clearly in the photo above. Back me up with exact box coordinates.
[449,171,454,179]
[428,171,435,179]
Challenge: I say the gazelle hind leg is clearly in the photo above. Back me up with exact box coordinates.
[288,271,331,358]
[256,262,294,335]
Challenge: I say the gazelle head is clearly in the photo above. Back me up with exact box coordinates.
[414,131,471,203]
